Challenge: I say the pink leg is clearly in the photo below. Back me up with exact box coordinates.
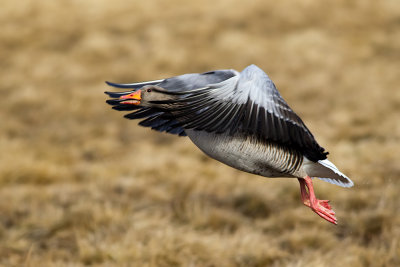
[298,176,337,225]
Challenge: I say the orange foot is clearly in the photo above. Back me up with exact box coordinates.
[298,176,337,225]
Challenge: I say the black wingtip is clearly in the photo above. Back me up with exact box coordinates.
[106,99,126,106]
[105,90,134,98]
[106,81,129,88]
[105,81,126,88]
[112,105,141,111]
[106,81,142,89]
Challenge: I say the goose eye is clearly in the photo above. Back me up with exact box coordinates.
[146,88,152,93]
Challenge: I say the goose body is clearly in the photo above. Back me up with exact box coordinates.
[186,130,304,178]
[105,64,353,224]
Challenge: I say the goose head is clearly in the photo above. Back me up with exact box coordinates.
[118,85,173,107]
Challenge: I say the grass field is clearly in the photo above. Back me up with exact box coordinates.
[1,0,400,266]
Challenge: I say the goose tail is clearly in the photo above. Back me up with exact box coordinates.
[304,158,354,188]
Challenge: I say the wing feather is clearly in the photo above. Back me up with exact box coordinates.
[106,70,238,137]
[105,65,327,161]
[147,65,327,161]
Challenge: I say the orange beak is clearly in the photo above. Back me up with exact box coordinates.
[119,90,141,105]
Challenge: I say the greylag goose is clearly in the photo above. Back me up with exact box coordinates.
[105,64,353,224]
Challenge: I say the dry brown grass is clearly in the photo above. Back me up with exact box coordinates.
[1,0,400,266]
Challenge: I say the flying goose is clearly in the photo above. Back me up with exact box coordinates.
[105,64,353,224]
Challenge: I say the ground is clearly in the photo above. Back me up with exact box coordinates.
[1,0,399,266]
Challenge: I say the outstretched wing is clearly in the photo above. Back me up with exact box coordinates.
[105,69,239,137]
[149,65,328,161]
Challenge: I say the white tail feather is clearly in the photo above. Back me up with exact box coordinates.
[304,158,354,188]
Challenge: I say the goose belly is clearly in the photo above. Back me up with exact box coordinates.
[186,130,304,178]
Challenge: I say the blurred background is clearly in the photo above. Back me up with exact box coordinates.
[1,0,399,266]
